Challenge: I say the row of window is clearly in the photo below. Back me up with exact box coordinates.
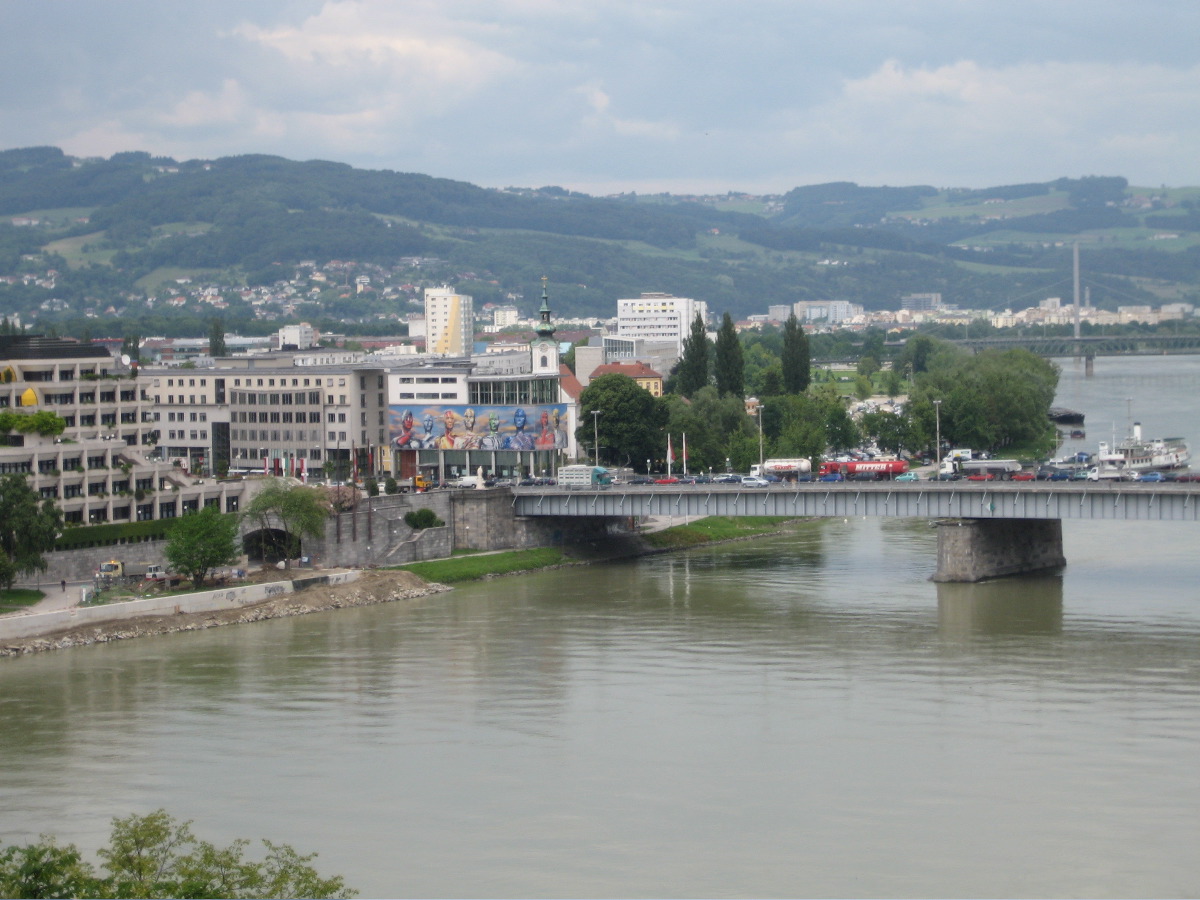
[165,430,208,441]
[228,392,347,406]
[468,378,558,406]
[166,411,208,422]
[396,392,459,400]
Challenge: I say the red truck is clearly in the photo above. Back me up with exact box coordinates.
[817,459,909,480]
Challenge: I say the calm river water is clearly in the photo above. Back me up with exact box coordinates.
[2,356,1200,898]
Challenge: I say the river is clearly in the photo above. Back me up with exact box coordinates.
[1,356,1199,898]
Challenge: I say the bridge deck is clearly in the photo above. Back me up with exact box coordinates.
[511,482,1200,522]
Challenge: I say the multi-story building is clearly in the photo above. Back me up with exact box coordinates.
[589,361,664,396]
[0,335,245,526]
[615,292,707,352]
[424,285,474,356]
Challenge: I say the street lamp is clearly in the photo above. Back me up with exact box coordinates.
[933,399,942,477]
[647,458,651,477]
[754,403,764,470]
[591,409,602,467]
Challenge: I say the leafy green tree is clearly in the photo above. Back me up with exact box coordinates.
[384,476,399,495]
[577,373,668,468]
[663,386,754,473]
[163,506,241,588]
[781,313,810,394]
[0,409,67,437]
[0,809,356,899]
[713,312,745,398]
[0,474,63,590]
[853,374,874,400]
[675,312,710,397]
[242,479,331,567]
[209,319,227,357]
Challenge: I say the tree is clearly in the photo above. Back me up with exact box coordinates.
[577,373,668,469]
[781,313,810,394]
[0,809,356,899]
[675,312,710,397]
[209,318,227,357]
[163,506,241,588]
[242,479,331,566]
[713,312,745,398]
[0,474,63,590]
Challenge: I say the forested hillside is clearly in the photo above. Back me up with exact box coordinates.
[1,145,1199,338]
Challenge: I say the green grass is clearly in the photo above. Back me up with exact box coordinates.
[0,588,45,609]
[642,516,792,549]
[395,548,566,583]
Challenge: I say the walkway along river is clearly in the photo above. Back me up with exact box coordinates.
[0,356,1198,897]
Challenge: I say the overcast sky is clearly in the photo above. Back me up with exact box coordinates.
[5,1,1199,195]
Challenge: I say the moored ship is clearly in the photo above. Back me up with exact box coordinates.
[1095,422,1189,475]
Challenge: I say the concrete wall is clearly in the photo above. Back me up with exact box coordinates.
[933,518,1066,582]
[0,571,360,642]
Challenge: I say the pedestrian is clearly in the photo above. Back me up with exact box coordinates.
[61,579,67,592]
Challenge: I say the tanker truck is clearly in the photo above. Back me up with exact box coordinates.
[750,458,813,481]
[817,459,909,480]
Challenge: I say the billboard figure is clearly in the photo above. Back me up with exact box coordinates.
[480,412,504,450]
[505,407,535,450]
[394,409,418,449]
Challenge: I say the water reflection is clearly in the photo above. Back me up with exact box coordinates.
[937,574,1064,638]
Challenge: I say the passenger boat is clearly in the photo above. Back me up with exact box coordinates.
[1095,422,1190,475]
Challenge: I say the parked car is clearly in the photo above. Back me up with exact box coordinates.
[714,473,741,484]
[740,475,769,487]
[894,471,920,482]
[626,476,654,485]
[1010,471,1036,481]
[929,472,959,481]
[1172,472,1200,482]
[1134,471,1166,482]
[966,473,995,481]
[818,472,845,482]
[654,476,679,485]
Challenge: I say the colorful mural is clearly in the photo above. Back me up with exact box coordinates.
[389,404,569,452]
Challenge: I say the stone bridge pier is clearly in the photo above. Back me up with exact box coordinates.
[932,518,1066,582]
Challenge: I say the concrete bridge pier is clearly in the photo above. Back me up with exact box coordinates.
[932,518,1066,582]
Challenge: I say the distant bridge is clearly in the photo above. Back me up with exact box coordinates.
[511,482,1200,582]
[949,333,1200,357]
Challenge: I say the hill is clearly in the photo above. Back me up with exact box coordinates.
[2,146,1199,337]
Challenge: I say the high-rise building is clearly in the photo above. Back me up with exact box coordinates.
[616,293,707,352]
[424,286,474,356]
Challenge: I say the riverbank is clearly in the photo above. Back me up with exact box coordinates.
[2,516,802,659]
[0,569,450,659]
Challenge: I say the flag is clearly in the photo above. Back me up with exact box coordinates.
[682,433,688,472]
[667,434,674,463]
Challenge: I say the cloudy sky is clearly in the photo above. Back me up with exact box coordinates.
[5,1,1198,195]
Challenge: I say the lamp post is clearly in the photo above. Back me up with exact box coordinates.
[755,403,764,470]
[647,458,651,477]
[933,399,942,477]
[591,409,602,467]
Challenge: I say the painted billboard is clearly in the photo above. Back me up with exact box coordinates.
[389,404,570,452]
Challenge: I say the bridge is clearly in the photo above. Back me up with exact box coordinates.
[949,333,1200,357]
[512,481,1200,582]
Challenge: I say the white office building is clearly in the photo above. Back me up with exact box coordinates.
[616,293,708,352]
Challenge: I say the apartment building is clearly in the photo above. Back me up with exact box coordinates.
[0,335,245,525]
[615,292,708,352]
[424,285,474,356]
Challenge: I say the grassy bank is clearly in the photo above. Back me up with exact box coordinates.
[641,516,794,550]
[394,548,567,583]
[0,588,44,610]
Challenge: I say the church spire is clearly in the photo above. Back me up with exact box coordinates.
[535,276,556,338]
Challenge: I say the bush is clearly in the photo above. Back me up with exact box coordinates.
[365,477,379,497]
[404,508,444,529]
[384,477,399,495]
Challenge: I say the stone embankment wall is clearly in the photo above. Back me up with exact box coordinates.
[37,487,624,581]
[306,489,620,568]
[0,571,361,643]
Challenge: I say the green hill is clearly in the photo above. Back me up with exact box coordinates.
[2,146,1199,338]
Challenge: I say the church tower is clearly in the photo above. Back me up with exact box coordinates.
[531,276,559,376]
